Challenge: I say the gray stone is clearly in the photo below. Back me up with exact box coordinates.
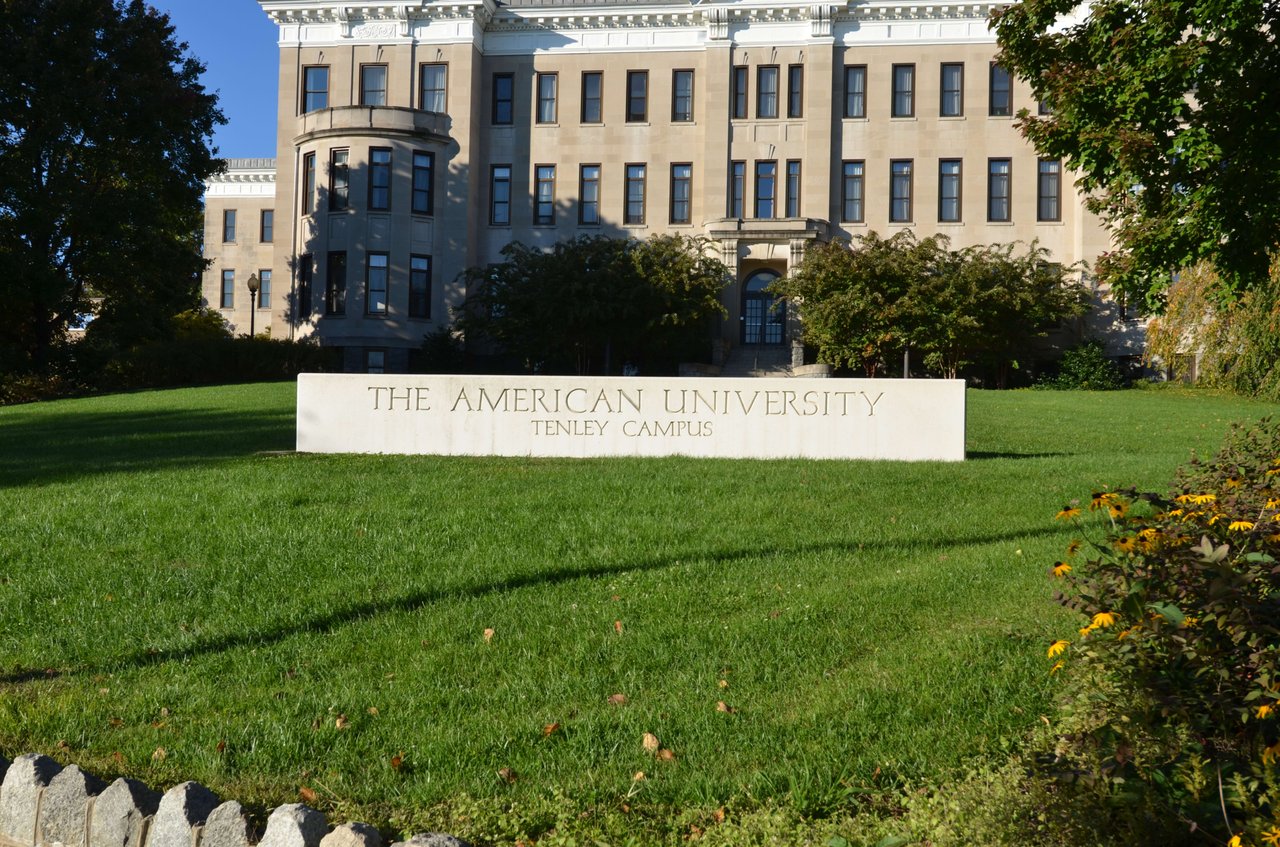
[0,753,62,844]
[257,804,327,847]
[88,778,160,847]
[390,835,470,847]
[39,764,106,846]
[148,783,219,847]
[318,823,381,847]
[199,801,253,847]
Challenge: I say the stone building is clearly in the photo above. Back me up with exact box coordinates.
[202,0,1119,374]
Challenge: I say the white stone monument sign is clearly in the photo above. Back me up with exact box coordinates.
[296,374,966,461]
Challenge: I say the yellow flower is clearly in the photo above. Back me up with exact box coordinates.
[1265,498,1279,510]
[1225,476,1243,489]
[1048,640,1070,658]
[1267,467,1280,477]
[1079,623,1097,638]
[1261,827,1280,847]
[1167,508,1185,518]
[1092,612,1117,628]
[1066,539,1083,556]
[1090,491,1118,511]
[1050,660,1065,675]
[1056,506,1081,521]
[1175,494,1195,504]
[1257,703,1275,719]
[1264,741,1280,765]
[1052,562,1073,578]
[1228,835,1242,847]
[1267,533,1280,544]
[1113,535,1137,554]
[1230,520,1257,531]
[1192,493,1217,505]
[1108,501,1129,519]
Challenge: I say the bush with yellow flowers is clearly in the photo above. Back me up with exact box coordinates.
[1048,417,1280,845]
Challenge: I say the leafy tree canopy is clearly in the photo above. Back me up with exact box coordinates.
[993,0,1280,307]
[0,0,224,372]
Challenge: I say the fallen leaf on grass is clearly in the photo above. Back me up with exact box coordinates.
[111,751,124,765]
[543,722,561,737]
[716,701,737,715]
[335,714,349,730]
[614,620,623,635]
[108,717,124,729]
[216,740,226,753]
[497,767,517,784]
[633,771,646,781]
[718,679,729,689]
[657,748,676,762]
[642,733,660,753]
[151,747,166,763]
[367,706,379,716]
[483,628,495,643]
[607,693,628,706]
[56,740,69,751]
[390,752,404,771]
[713,808,726,824]
[299,786,318,804]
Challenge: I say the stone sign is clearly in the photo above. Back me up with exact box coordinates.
[296,375,966,461]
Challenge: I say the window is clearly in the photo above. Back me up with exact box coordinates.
[940,63,963,116]
[412,151,434,215]
[1038,158,1061,221]
[892,64,915,117]
[366,253,388,316]
[302,66,328,113]
[420,64,447,113]
[730,160,745,218]
[670,164,692,224]
[409,255,431,318]
[536,72,557,124]
[732,66,748,119]
[988,158,1011,221]
[534,165,556,225]
[366,350,385,374]
[672,70,694,122]
[329,148,349,211]
[490,165,512,225]
[754,160,776,218]
[841,161,864,222]
[785,160,801,218]
[297,254,312,318]
[492,73,514,124]
[369,148,391,211]
[938,159,962,222]
[222,209,236,242]
[579,164,600,224]
[581,72,602,123]
[890,160,913,222]
[757,66,779,119]
[302,153,316,215]
[843,65,866,118]
[787,65,804,118]
[360,65,387,106]
[1038,98,1053,116]
[626,71,648,122]
[624,163,646,224]
[325,252,346,316]
[258,269,272,309]
[220,270,234,309]
[260,209,273,243]
[989,63,1012,116]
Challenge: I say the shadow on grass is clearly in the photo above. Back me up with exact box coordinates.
[0,523,1065,684]
[967,451,1070,460]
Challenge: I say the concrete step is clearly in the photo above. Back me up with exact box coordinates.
[719,347,792,378]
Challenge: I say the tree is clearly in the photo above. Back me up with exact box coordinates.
[992,0,1280,306]
[459,234,728,375]
[0,0,224,373]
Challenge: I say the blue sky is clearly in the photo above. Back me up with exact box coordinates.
[151,0,279,158]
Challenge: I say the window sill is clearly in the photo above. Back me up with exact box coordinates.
[986,220,1015,226]
[939,115,966,121]
[890,115,918,121]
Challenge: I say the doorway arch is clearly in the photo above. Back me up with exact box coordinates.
[741,269,785,345]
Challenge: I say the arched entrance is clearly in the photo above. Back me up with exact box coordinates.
[741,269,785,345]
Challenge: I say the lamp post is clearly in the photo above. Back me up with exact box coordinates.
[246,272,260,337]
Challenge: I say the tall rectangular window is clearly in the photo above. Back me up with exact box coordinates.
[258,269,272,309]
[412,151,434,215]
[940,63,964,116]
[785,160,801,218]
[787,65,804,118]
[297,254,312,318]
[534,164,556,225]
[369,148,391,211]
[672,70,694,122]
[536,72,558,124]
[302,66,328,113]
[1038,158,1061,221]
[754,160,776,219]
[360,65,387,106]
[220,270,234,309]
[892,64,915,117]
[490,165,511,225]
[579,164,600,224]
[325,252,346,316]
[581,72,602,123]
[890,160,913,222]
[624,163,646,224]
[670,163,692,224]
[626,71,648,122]
[302,153,316,215]
[757,66,779,119]
[366,252,388,316]
[988,158,1012,221]
[329,148,349,211]
[420,64,447,113]
[730,160,745,218]
[841,161,864,222]
[732,66,748,119]
[844,65,866,118]
[989,63,1012,116]
[222,209,236,242]
[492,73,514,124]
[260,209,274,243]
[409,255,431,318]
[366,350,385,374]
[938,159,962,222]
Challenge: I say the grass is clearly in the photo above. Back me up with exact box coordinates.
[0,382,1275,843]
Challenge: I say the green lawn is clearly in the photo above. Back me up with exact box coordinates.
[0,383,1275,842]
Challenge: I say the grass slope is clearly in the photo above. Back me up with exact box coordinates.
[0,383,1274,838]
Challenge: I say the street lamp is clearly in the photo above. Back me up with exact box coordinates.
[246,272,260,337]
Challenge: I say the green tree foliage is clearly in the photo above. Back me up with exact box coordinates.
[992,0,1280,305]
[0,0,224,373]
[459,234,728,375]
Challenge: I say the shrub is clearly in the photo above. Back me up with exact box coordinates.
[103,336,332,389]
[1038,339,1127,390]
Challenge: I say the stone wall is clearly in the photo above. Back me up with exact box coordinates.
[0,755,466,847]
